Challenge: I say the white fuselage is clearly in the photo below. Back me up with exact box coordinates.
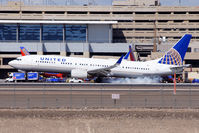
[8,55,174,78]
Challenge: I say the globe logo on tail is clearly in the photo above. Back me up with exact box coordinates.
[158,48,182,66]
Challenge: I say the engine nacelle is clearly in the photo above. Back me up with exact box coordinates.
[71,69,88,78]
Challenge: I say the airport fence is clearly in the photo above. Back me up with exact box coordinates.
[0,83,199,109]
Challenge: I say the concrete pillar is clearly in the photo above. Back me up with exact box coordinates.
[86,24,88,43]
[109,24,112,43]
[110,12,113,19]
[19,11,22,19]
[133,52,138,61]
[60,43,67,56]
[83,52,90,58]
[37,43,43,55]
[16,24,19,42]
[83,43,90,58]
[132,12,135,18]
[63,24,65,43]
[40,24,42,43]
[184,20,189,24]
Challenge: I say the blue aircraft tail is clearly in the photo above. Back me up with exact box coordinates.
[124,45,136,61]
[20,46,30,56]
[158,34,192,66]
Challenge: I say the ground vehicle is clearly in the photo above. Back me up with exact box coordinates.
[5,72,39,82]
[68,78,83,83]
[5,72,25,82]
[27,72,39,81]
[46,77,66,82]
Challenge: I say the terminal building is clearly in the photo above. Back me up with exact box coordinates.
[0,0,199,79]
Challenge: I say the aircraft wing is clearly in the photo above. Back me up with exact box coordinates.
[88,55,124,77]
[170,64,191,73]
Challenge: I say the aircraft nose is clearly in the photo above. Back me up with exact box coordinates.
[8,60,14,66]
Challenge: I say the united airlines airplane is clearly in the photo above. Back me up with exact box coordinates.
[8,34,192,79]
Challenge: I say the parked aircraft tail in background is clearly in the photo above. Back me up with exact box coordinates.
[20,46,30,56]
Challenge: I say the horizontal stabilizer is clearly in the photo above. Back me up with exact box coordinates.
[170,64,191,73]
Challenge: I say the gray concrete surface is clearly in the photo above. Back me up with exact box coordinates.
[0,83,198,109]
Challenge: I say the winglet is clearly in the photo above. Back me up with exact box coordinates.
[20,46,30,56]
[116,55,124,64]
[124,50,130,60]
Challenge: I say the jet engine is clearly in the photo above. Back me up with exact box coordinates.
[71,69,88,78]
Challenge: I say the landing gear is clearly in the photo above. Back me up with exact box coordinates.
[95,77,102,83]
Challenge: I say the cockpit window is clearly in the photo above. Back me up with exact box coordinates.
[16,59,22,61]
